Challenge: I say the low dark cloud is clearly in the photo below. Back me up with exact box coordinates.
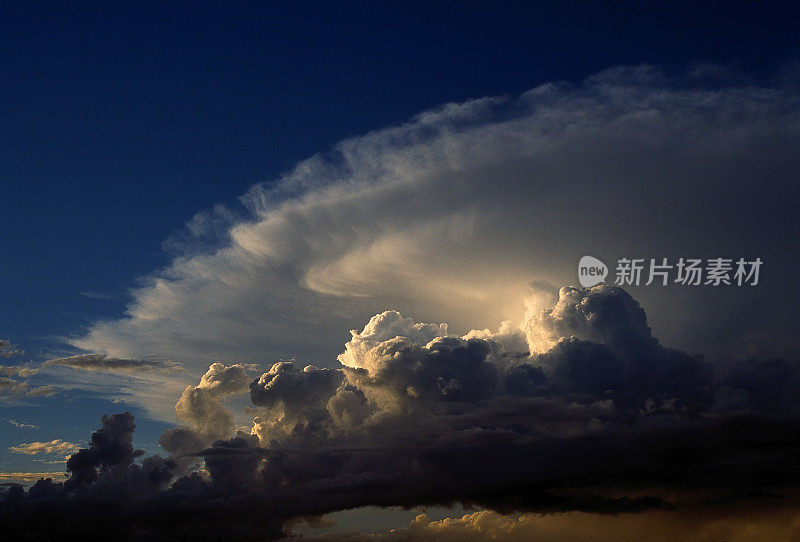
[302,507,800,542]
[159,363,251,465]
[3,286,800,540]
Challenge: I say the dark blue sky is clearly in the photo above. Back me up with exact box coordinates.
[2,1,799,350]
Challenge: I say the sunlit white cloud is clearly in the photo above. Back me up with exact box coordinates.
[9,440,81,456]
[0,472,69,483]
[70,65,800,421]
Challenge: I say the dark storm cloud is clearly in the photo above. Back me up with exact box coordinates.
[4,285,800,540]
[159,363,251,462]
[529,286,713,411]
[250,362,344,410]
[1,413,177,541]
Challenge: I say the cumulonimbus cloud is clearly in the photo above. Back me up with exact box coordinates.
[70,64,800,404]
[5,285,800,540]
[6,63,798,539]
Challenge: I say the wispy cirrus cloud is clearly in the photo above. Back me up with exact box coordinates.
[7,419,38,429]
[44,354,182,374]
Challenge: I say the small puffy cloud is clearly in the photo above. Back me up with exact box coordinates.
[173,387,234,443]
[10,440,81,456]
[0,378,59,400]
[462,320,530,358]
[44,354,182,374]
[357,335,503,402]
[24,385,59,398]
[527,285,711,409]
[0,365,38,377]
[63,412,175,493]
[0,339,22,358]
[0,377,28,398]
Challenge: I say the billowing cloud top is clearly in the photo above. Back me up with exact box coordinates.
[70,65,800,388]
[338,310,448,372]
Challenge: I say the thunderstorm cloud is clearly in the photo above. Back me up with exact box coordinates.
[4,285,800,540]
[70,65,800,399]
[5,65,798,540]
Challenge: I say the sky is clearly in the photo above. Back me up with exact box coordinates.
[2,2,800,541]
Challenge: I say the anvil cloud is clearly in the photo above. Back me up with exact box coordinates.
[71,65,800,402]
[8,64,798,540]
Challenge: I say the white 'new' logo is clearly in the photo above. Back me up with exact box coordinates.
[578,255,608,287]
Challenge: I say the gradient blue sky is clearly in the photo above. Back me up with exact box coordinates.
[2,0,799,492]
